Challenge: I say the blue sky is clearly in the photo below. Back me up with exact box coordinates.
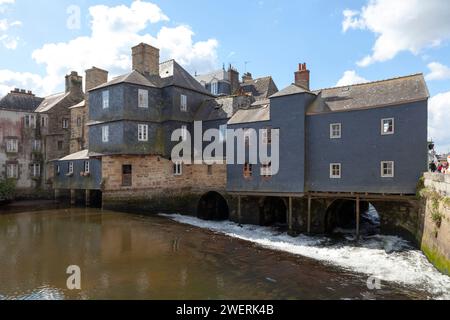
[1,0,450,151]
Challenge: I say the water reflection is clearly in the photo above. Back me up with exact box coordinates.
[0,208,431,300]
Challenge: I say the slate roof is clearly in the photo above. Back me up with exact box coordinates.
[307,74,429,114]
[0,91,44,112]
[270,84,315,98]
[228,103,271,125]
[194,99,231,121]
[195,69,229,84]
[59,150,90,161]
[240,76,278,101]
[90,70,158,91]
[35,92,70,113]
[159,60,213,95]
[69,100,85,109]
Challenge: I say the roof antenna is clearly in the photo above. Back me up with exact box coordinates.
[244,61,251,73]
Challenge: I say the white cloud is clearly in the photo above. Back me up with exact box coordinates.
[426,62,450,81]
[0,19,21,49]
[0,70,44,97]
[336,70,369,87]
[342,0,450,67]
[429,90,450,152]
[2,1,219,96]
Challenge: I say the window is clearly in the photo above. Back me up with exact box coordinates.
[68,162,74,174]
[207,165,213,176]
[243,163,253,178]
[219,125,227,142]
[211,81,219,95]
[6,139,18,153]
[173,162,183,176]
[330,123,342,139]
[84,161,90,174]
[181,125,188,141]
[262,128,272,145]
[32,139,41,152]
[62,119,69,129]
[57,141,63,151]
[6,164,18,179]
[31,163,40,178]
[41,115,48,128]
[24,114,36,128]
[261,162,272,177]
[381,161,394,178]
[381,118,394,135]
[138,124,149,142]
[180,94,187,112]
[102,126,109,143]
[122,165,132,187]
[77,117,82,127]
[102,90,110,109]
[56,165,60,175]
[244,128,252,147]
[138,89,149,108]
[330,163,341,179]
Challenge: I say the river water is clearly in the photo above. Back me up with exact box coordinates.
[0,208,449,300]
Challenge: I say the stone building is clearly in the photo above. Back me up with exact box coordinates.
[35,71,85,186]
[0,89,44,195]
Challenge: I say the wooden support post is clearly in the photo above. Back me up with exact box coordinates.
[238,196,242,224]
[85,190,91,207]
[307,196,312,234]
[356,196,360,240]
[288,197,293,232]
[70,190,76,206]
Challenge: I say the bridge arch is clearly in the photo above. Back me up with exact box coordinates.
[259,197,288,226]
[325,199,380,236]
[197,191,229,221]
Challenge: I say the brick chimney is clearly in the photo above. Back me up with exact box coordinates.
[242,72,253,83]
[294,63,310,90]
[85,67,109,92]
[132,43,160,76]
[65,71,83,94]
[228,65,240,94]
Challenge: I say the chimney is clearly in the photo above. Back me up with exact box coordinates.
[132,43,160,76]
[228,65,240,95]
[242,72,253,83]
[65,71,83,94]
[85,67,109,92]
[294,63,310,90]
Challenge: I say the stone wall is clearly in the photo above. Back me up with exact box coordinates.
[70,106,86,154]
[101,155,226,215]
[419,173,450,275]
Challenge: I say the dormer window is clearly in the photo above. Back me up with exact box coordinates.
[102,90,110,109]
[180,94,187,112]
[138,89,148,108]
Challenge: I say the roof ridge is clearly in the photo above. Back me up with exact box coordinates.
[316,73,425,92]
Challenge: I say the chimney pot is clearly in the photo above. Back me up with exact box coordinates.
[294,62,310,90]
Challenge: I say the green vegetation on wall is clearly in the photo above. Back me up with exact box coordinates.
[0,179,16,201]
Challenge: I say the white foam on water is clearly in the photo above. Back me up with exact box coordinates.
[160,214,450,299]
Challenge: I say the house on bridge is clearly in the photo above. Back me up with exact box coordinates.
[227,64,429,238]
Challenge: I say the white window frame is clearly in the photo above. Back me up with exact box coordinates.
[211,80,219,95]
[6,139,18,153]
[102,90,110,109]
[33,139,41,152]
[330,123,342,139]
[56,165,60,175]
[62,118,69,129]
[41,116,48,128]
[219,125,227,143]
[7,164,18,179]
[174,161,183,176]
[31,163,40,178]
[180,94,188,112]
[261,162,272,177]
[102,126,109,143]
[68,162,74,174]
[84,161,90,174]
[138,124,149,142]
[381,118,394,135]
[25,114,36,128]
[381,161,395,178]
[181,125,188,141]
[330,163,342,179]
[138,89,149,108]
